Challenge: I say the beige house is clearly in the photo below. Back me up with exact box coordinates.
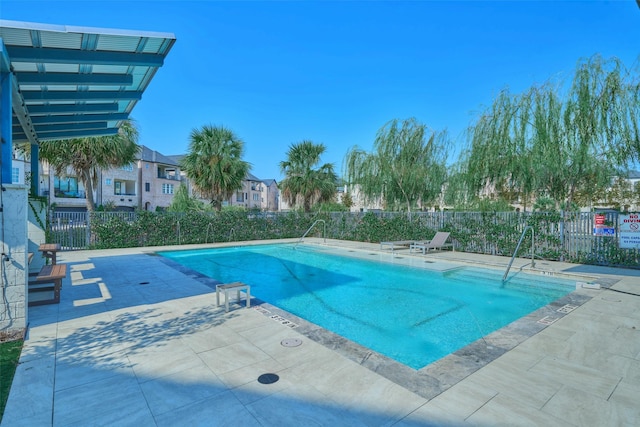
[39,146,185,212]
[40,163,88,211]
[136,147,182,211]
[98,162,138,210]
[38,146,280,212]
[230,173,279,211]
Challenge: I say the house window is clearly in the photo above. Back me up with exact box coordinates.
[11,167,20,184]
[105,178,112,185]
[162,183,174,194]
[253,193,259,201]
[54,176,78,195]
[145,182,150,192]
[114,181,122,195]
[121,163,134,172]
[236,192,244,202]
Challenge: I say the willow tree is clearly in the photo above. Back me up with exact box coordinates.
[463,55,638,210]
[181,125,251,211]
[38,119,140,211]
[463,88,536,208]
[344,118,448,215]
[561,55,638,208]
[279,140,338,212]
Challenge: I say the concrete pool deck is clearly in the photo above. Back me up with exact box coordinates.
[2,239,640,426]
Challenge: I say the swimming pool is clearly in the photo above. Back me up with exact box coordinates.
[160,244,575,369]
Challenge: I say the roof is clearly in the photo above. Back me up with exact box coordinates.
[246,172,261,182]
[626,170,640,180]
[165,154,185,165]
[0,20,175,145]
[139,146,179,166]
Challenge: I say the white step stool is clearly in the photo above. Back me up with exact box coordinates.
[216,282,251,312]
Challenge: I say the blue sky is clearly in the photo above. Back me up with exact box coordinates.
[2,1,639,181]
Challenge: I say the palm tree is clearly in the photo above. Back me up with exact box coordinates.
[180,125,250,211]
[38,120,140,211]
[279,140,338,212]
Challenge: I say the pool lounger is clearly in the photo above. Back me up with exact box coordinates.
[380,240,415,252]
[409,232,451,254]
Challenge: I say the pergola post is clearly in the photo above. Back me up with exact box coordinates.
[1,38,12,184]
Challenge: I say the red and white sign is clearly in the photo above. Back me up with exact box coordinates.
[593,214,614,236]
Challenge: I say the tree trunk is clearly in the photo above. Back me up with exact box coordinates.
[82,171,96,212]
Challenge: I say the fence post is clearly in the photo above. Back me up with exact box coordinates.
[86,212,91,249]
[559,210,565,261]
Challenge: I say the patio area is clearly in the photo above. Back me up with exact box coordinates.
[2,240,640,426]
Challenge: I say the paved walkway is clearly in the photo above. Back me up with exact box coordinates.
[2,240,639,426]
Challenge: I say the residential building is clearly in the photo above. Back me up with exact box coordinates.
[344,184,384,212]
[98,162,138,211]
[40,163,88,212]
[231,173,279,211]
[39,146,184,212]
[36,146,279,212]
[137,147,183,211]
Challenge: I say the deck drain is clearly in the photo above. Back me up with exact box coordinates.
[281,338,302,347]
[258,373,279,384]
[139,281,150,285]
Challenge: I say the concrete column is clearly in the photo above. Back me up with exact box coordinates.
[0,184,29,338]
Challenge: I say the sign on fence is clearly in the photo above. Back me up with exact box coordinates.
[619,213,640,249]
[593,213,615,236]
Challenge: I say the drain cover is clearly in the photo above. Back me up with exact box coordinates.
[258,373,279,384]
[281,338,302,347]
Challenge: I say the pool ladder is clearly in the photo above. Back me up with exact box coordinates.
[503,226,535,281]
[295,219,326,248]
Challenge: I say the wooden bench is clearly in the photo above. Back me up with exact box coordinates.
[39,243,61,265]
[28,264,67,307]
[216,282,251,312]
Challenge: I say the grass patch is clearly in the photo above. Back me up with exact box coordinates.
[0,340,23,421]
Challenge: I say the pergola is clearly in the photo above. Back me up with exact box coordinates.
[0,19,176,191]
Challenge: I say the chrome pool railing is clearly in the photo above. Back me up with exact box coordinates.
[503,226,535,281]
[295,219,326,249]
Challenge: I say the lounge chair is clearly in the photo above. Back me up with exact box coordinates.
[409,232,451,254]
[380,240,415,252]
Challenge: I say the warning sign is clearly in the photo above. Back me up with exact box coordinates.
[619,214,640,249]
[593,214,615,236]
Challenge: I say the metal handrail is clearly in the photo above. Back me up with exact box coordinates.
[295,219,326,248]
[503,226,535,281]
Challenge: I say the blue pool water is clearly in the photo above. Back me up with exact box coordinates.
[160,244,575,369]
